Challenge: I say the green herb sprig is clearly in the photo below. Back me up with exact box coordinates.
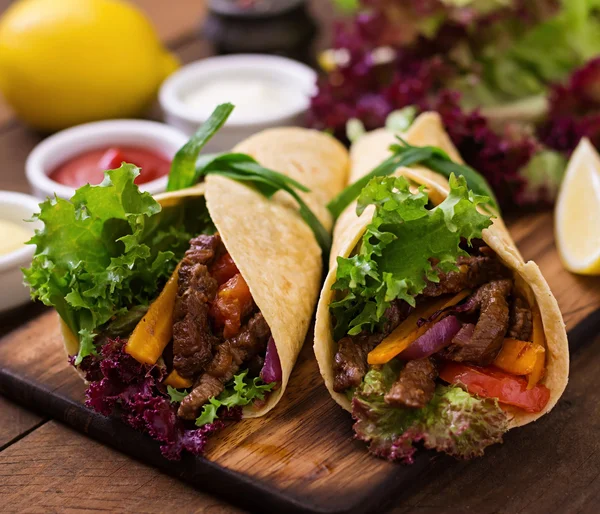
[327,137,498,219]
[166,103,234,192]
[166,103,331,256]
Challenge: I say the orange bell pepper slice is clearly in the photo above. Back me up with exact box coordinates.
[493,338,545,376]
[367,290,471,365]
[527,305,546,389]
[164,369,193,389]
[125,266,179,365]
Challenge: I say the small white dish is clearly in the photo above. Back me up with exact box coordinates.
[159,54,317,151]
[26,120,188,199]
[0,191,42,312]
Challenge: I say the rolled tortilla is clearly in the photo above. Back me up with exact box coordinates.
[63,127,349,418]
[314,112,568,428]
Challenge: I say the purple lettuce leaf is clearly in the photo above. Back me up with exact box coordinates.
[81,338,225,460]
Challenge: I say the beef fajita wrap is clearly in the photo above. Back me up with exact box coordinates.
[314,112,568,462]
[25,105,349,459]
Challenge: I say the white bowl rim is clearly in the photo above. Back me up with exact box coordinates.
[159,53,317,127]
[26,119,188,200]
[0,190,41,272]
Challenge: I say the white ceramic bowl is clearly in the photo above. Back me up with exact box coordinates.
[26,120,188,199]
[0,191,42,312]
[159,54,317,151]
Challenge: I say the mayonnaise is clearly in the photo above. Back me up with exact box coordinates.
[0,219,31,256]
[183,76,307,123]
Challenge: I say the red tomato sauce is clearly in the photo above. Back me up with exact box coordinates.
[49,146,171,188]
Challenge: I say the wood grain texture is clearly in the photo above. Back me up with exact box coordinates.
[0,396,44,449]
[1,211,599,513]
[0,421,245,514]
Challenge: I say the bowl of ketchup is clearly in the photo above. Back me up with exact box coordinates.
[26,120,188,199]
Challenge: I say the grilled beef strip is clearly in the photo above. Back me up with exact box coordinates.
[172,235,222,378]
[178,312,271,420]
[507,297,533,340]
[332,301,410,393]
[422,255,509,297]
[333,337,373,393]
[385,358,438,409]
[444,279,512,365]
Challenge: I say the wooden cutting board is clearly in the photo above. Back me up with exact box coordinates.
[1,210,600,514]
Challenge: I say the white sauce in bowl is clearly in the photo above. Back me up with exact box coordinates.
[0,219,31,256]
[181,76,308,124]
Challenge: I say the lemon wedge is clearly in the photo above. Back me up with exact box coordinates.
[555,138,600,275]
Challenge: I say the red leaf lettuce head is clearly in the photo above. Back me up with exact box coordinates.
[541,57,600,153]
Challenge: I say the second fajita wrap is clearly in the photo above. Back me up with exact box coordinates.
[25,108,349,459]
[314,112,568,463]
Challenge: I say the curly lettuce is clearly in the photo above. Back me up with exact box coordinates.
[24,164,213,364]
[330,174,493,339]
[195,371,275,427]
[166,370,275,427]
[352,363,508,463]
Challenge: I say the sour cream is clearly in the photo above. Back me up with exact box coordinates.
[0,219,31,256]
[182,76,307,123]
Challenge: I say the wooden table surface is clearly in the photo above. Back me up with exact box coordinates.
[1,2,599,514]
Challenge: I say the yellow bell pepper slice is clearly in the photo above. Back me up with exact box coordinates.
[164,369,193,389]
[527,306,546,389]
[125,266,179,365]
[493,338,545,375]
[367,290,471,365]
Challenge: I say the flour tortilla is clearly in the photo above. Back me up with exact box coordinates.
[314,112,568,428]
[63,127,349,418]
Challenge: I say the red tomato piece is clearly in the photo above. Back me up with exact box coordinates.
[210,252,239,286]
[210,273,254,338]
[439,362,551,413]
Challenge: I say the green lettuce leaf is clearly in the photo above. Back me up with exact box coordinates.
[458,0,600,107]
[195,370,275,427]
[23,165,213,364]
[167,386,189,403]
[352,363,508,463]
[385,106,418,134]
[330,174,493,339]
[519,149,568,203]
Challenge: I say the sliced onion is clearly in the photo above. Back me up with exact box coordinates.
[260,337,282,384]
[399,316,462,360]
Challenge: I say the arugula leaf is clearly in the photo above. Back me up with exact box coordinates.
[167,386,189,403]
[24,165,212,364]
[195,370,275,427]
[166,103,234,191]
[352,363,508,463]
[327,138,498,219]
[330,174,492,339]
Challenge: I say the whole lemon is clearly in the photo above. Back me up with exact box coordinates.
[0,0,179,131]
